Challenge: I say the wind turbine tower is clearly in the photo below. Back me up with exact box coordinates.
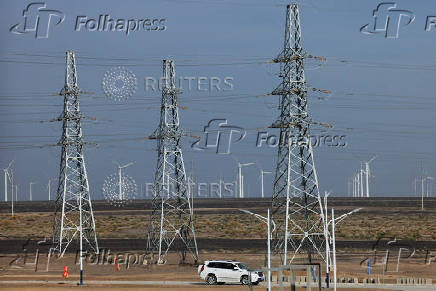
[364,156,377,197]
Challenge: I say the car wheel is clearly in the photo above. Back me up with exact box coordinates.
[241,275,250,285]
[252,282,259,285]
[206,274,217,285]
[217,282,225,285]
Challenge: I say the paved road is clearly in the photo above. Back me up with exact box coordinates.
[1,197,436,213]
[1,238,436,253]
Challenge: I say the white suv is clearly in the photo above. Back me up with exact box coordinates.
[198,260,264,285]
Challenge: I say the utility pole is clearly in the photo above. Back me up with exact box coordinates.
[260,170,272,198]
[323,192,331,287]
[238,208,275,291]
[147,59,198,264]
[283,142,291,265]
[52,51,99,262]
[332,208,337,291]
[271,4,327,265]
[267,209,272,291]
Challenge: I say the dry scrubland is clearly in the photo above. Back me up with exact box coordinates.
[0,251,434,290]
[0,209,435,240]
[1,199,435,291]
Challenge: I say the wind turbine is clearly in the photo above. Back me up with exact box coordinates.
[356,173,360,197]
[47,179,52,201]
[3,161,13,202]
[230,155,255,199]
[29,182,36,201]
[260,170,272,198]
[360,163,364,197]
[426,176,434,197]
[363,156,377,197]
[114,161,135,200]
[237,162,255,198]
[3,169,8,202]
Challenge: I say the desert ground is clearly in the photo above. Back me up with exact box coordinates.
[0,197,435,290]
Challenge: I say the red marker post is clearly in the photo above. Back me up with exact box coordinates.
[62,265,68,279]
[115,257,119,271]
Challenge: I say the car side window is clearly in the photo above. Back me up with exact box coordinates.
[207,262,216,268]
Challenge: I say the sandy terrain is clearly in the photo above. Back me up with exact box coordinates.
[0,198,435,290]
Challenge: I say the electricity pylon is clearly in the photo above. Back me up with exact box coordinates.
[52,51,98,256]
[147,59,198,264]
[271,4,326,265]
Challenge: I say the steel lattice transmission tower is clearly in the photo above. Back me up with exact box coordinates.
[147,60,198,264]
[52,51,99,255]
[271,4,326,265]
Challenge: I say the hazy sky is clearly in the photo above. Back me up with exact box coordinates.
[1,0,436,201]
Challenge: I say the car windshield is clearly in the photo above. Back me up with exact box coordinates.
[236,263,248,270]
